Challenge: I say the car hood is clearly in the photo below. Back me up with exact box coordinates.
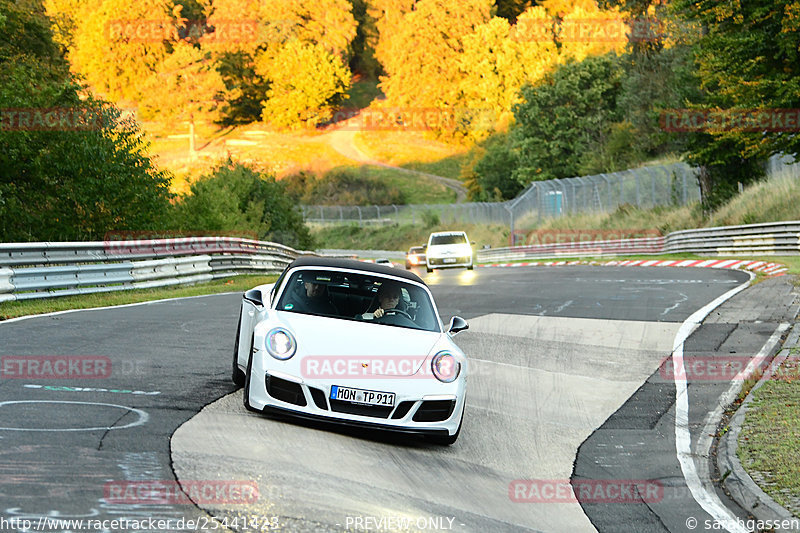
[270,312,443,375]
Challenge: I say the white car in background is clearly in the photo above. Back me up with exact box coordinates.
[425,231,474,272]
[232,256,469,445]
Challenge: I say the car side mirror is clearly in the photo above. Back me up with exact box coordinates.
[244,289,263,307]
[447,316,469,335]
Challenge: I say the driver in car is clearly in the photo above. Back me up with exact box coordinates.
[360,282,402,320]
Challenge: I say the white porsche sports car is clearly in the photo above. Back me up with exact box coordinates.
[233,256,469,445]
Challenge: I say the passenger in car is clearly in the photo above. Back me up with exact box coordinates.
[283,280,339,316]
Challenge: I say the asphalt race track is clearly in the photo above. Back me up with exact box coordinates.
[2,265,783,533]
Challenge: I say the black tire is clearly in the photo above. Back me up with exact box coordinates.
[242,334,259,413]
[426,266,432,273]
[467,263,474,270]
[232,307,245,387]
[425,406,463,446]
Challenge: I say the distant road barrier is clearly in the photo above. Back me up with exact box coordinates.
[477,221,800,263]
[0,237,305,303]
[2,221,798,302]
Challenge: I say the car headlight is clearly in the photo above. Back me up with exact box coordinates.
[265,328,296,360]
[431,351,460,383]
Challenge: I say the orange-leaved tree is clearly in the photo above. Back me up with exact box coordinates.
[69,0,184,102]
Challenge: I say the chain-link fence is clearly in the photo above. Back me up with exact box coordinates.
[302,156,799,230]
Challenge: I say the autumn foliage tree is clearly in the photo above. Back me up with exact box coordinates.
[69,0,183,102]
[256,40,351,129]
[378,0,493,110]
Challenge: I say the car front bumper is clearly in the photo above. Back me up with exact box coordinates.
[246,356,466,436]
[426,256,473,269]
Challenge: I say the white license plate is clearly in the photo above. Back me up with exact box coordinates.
[443,258,457,263]
[331,385,395,407]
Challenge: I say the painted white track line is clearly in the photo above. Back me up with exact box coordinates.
[671,272,754,533]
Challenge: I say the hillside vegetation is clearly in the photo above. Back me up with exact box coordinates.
[3,0,798,247]
[311,174,800,251]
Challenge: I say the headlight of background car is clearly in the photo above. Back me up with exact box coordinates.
[431,351,460,383]
[265,328,297,360]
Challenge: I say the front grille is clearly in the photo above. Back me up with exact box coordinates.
[391,401,415,419]
[266,376,307,406]
[330,399,392,418]
[309,387,329,410]
[412,400,455,422]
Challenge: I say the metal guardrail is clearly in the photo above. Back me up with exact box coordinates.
[1,221,798,302]
[478,237,666,263]
[0,237,307,303]
[476,221,800,263]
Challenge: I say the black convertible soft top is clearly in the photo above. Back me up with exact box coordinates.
[287,255,425,284]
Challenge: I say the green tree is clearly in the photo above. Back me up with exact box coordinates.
[465,132,523,200]
[511,54,625,184]
[349,0,382,76]
[671,0,800,208]
[1,0,173,241]
[173,161,312,249]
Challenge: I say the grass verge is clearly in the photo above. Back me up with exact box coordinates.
[0,274,278,321]
[737,347,800,514]
[311,222,509,252]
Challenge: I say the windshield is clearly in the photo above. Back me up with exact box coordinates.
[275,269,440,332]
[430,234,467,245]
